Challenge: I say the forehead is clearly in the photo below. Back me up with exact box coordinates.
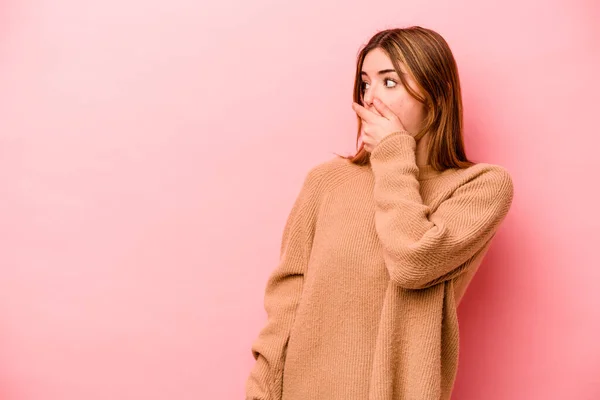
[362,48,407,75]
[362,48,405,73]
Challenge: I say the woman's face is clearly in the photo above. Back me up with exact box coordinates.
[360,47,427,136]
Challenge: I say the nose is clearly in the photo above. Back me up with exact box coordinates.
[363,87,374,107]
[362,83,381,112]
[362,92,378,115]
[362,95,383,118]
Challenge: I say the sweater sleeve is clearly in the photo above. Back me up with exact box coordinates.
[245,166,322,400]
[369,132,514,290]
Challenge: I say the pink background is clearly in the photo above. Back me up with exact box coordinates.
[0,0,599,399]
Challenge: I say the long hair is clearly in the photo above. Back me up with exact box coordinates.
[343,26,474,170]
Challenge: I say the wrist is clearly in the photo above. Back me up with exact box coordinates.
[371,131,416,161]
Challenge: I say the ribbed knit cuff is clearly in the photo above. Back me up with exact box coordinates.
[370,131,417,165]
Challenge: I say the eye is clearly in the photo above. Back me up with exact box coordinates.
[360,78,398,92]
[384,78,398,88]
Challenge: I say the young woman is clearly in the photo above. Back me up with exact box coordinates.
[245,26,514,400]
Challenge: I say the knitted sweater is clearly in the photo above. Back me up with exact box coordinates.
[245,132,514,400]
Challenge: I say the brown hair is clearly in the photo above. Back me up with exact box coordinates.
[342,26,475,170]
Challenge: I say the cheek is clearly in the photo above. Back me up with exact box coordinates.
[386,99,404,118]
[387,100,409,123]
[385,95,424,126]
[395,100,425,127]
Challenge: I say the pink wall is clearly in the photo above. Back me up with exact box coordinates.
[0,0,598,399]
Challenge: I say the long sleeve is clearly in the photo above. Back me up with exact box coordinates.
[245,167,322,400]
[369,132,514,290]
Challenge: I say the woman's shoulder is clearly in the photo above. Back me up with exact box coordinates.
[306,154,357,175]
[453,161,514,200]
[459,161,513,183]
[300,155,363,195]
[305,154,361,180]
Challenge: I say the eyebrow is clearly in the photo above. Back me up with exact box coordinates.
[360,69,399,76]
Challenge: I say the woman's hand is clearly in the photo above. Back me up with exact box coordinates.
[352,97,410,153]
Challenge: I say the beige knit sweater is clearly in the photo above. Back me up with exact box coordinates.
[245,132,514,400]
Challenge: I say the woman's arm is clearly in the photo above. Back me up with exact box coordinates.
[245,167,322,400]
[369,132,514,290]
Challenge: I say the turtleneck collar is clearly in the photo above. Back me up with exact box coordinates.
[417,164,445,180]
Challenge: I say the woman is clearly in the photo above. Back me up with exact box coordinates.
[245,26,514,400]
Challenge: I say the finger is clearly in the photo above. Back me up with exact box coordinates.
[361,129,373,146]
[361,122,372,137]
[352,102,376,124]
[373,97,398,120]
[361,137,370,152]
